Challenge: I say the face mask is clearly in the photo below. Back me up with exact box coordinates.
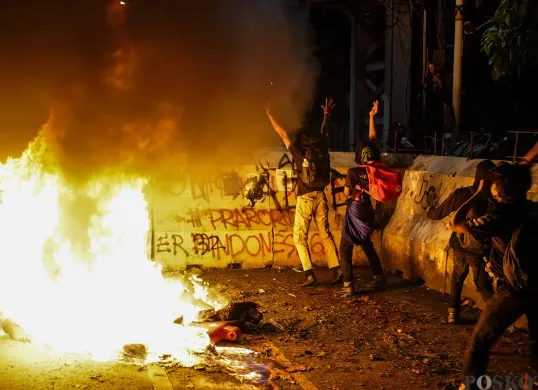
[361,147,374,164]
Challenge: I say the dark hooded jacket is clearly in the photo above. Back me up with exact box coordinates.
[427,160,497,254]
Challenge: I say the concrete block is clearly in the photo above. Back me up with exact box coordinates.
[382,156,537,329]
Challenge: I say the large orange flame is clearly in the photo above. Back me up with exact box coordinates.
[0,133,227,363]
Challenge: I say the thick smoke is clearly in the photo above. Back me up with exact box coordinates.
[0,0,318,178]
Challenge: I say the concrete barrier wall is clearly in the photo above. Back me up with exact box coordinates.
[382,156,538,307]
[150,151,538,318]
[148,151,414,271]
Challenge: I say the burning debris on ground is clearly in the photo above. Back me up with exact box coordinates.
[197,302,263,327]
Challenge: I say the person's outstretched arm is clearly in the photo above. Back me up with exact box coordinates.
[320,98,335,135]
[448,180,488,233]
[265,104,291,149]
[368,100,379,141]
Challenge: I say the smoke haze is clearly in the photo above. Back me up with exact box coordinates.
[0,0,318,178]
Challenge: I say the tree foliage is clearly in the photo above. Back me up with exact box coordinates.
[480,0,538,80]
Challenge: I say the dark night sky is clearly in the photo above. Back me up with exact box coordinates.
[0,1,111,151]
[2,0,532,168]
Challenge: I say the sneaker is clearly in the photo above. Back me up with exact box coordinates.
[370,275,387,290]
[341,282,354,297]
[298,274,316,287]
[331,269,343,284]
[448,308,460,324]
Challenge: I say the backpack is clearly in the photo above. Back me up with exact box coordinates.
[299,136,330,188]
[457,188,488,255]
[358,162,402,202]
[503,211,538,292]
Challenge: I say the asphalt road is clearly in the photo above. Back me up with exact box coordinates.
[0,268,533,390]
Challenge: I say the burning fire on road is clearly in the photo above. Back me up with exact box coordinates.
[0,134,290,389]
[0,134,231,364]
[0,1,316,385]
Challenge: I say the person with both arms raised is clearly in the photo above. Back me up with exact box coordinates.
[266,98,341,287]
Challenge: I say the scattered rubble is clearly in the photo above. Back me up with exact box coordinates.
[189,268,529,389]
[268,319,285,332]
[122,344,147,360]
[2,268,526,390]
[197,301,263,326]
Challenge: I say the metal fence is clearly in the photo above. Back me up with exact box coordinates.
[386,130,538,162]
[506,131,538,162]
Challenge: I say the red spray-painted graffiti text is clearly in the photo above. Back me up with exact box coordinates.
[155,231,327,260]
[171,208,296,230]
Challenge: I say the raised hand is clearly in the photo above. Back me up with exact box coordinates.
[369,100,379,117]
[321,98,336,115]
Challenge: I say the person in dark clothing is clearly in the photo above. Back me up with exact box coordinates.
[422,63,445,136]
[426,160,495,324]
[449,142,538,390]
[339,100,387,296]
[266,99,341,287]
[422,62,455,138]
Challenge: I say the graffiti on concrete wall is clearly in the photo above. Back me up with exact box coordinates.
[407,175,451,211]
[161,168,289,207]
[150,152,357,268]
[277,153,293,169]
[249,153,298,209]
[243,172,271,207]
[157,152,351,213]
[413,180,439,210]
[154,231,329,261]
[163,172,232,202]
[169,207,295,230]
[330,169,347,210]
[155,233,190,257]
[191,233,228,256]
